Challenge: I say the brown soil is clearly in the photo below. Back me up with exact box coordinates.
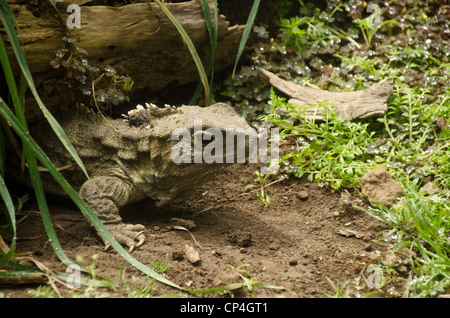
[1,162,404,298]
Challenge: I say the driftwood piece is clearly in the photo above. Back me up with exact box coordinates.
[258,68,393,121]
[2,0,244,118]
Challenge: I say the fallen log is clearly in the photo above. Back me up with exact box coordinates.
[2,0,244,118]
[258,68,393,121]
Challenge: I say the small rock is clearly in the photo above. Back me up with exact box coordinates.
[171,218,196,231]
[359,167,403,207]
[436,116,447,130]
[422,182,440,195]
[337,228,364,239]
[184,244,201,265]
[297,190,309,200]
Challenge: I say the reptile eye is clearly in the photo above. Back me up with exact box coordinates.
[193,130,214,147]
[203,134,216,144]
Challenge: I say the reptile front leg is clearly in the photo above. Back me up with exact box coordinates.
[79,176,146,252]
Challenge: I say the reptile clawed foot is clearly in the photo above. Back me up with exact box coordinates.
[101,223,146,253]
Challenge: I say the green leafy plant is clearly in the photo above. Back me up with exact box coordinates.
[353,12,398,47]
[259,89,376,190]
[246,170,277,207]
[50,38,134,113]
[323,277,378,298]
[149,253,170,275]
[120,268,156,299]
[280,15,340,56]
[279,3,360,57]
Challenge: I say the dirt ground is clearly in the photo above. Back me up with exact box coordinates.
[1,162,406,298]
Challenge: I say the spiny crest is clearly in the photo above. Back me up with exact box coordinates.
[122,103,181,127]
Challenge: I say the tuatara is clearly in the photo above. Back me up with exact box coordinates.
[28,102,252,251]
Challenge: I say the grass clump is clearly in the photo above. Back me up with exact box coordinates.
[361,192,450,298]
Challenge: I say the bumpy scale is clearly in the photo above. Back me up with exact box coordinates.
[29,103,252,251]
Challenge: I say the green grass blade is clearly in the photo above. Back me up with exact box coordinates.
[200,0,214,46]
[0,271,44,278]
[232,0,260,78]
[27,145,75,265]
[408,198,448,261]
[0,99,181,290]
[0,24,76,267]
[0,261,112,289]
[0,4,88,178]
[1,33,75,266]
[0,125,5,177]
[0,34,23,124]
[154,0,210,106]
[0,174,16,268]
[200,0,218,71]
[189,0,218,105]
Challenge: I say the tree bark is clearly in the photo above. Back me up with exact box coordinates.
[2,0,244,118]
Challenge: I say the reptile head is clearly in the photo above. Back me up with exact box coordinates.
[127,103,256,205]
[151,102,254,165]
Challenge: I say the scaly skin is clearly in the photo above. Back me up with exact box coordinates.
[29,103,252,251]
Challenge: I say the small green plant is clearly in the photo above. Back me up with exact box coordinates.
[120,267,155,298]
[228,264,258,293]
[149,253,170,275]
[227,264,284,295]
[248,170,277,207]
[279,4,360,57]
[27,285,58,298]
[280,15,339,55]
[323,277,377,298]
[76,254,100,281]
[353,11,398,47]
[226,0,449,298]
[50,37,134,113]
[323,278,350,298]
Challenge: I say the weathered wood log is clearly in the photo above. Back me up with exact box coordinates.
[258,68,393,121]
[2,0,244,118]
